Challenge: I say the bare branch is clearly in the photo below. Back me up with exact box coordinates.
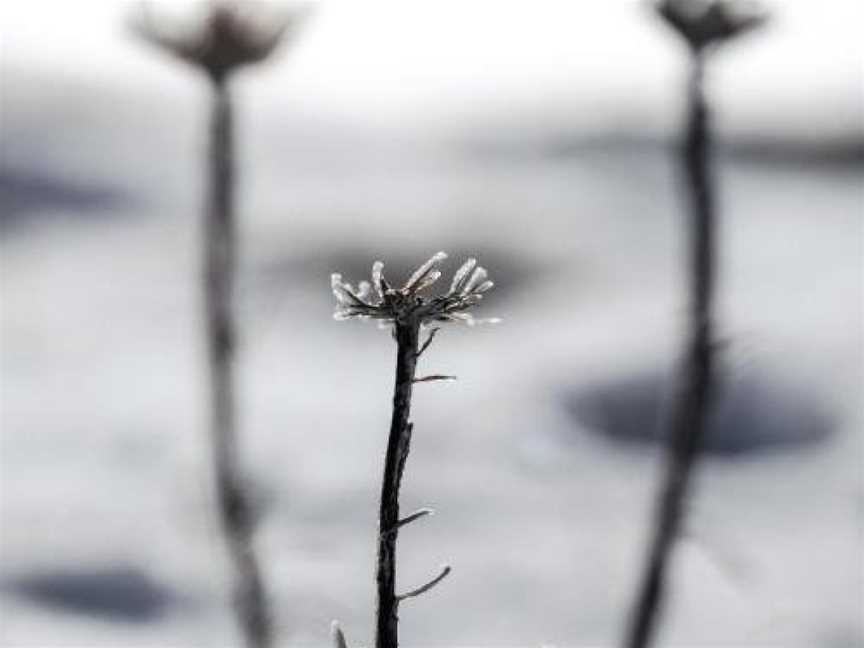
[397,565,452,601]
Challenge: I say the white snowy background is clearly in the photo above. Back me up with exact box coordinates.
[1,1,862,646]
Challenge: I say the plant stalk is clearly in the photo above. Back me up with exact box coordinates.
[624,52,716,648]
[204,74,273,648]
[376,321,421,648]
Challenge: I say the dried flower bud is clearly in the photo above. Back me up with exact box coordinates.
[132,1,311,79]
[656,0,767,51]
[332,252,499,327]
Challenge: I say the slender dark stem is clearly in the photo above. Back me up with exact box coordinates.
[204,74,273,648]
[624,52,716,648]
[376,321,421,648]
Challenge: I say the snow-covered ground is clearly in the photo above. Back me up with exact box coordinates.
[2,108,862,647]
[2,3,863,642]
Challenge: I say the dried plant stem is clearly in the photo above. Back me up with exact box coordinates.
[204,75,272,648]
[376,321,421,648]
[625,53,716,648]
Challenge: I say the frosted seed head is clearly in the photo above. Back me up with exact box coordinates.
[331,252,496,329]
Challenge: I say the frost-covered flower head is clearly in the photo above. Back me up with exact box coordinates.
[656,0,767,51]
[331,252,499,327]
[132,1,310,79]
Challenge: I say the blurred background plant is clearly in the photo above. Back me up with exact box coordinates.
[0,1,861,647]
[624,2,768,648]
[131,3,310,647]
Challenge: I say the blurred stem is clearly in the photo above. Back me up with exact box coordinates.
[625,52,716,648]
[205,74,273,648]
[376,321,421,648]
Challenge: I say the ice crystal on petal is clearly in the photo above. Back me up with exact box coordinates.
[357,281,372,301]
[413,269,442,293]
[371,261,386,300]
[463,267,487,294]
[404,251,447,292]
[449,258,477,295]
[331,252,497,328]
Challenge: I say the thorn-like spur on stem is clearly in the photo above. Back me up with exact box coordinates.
[413,374,457,383]
[331,621,349,648]
[397,565,452,602]
[398,507,435,529]
[380,508,436,538]
[416,327,441,358]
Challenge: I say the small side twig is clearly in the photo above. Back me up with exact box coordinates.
[398,507,435,528]
[413,374,457,383]
[397,565,452,601]
[415,327,441,358]
[380,508,436,538]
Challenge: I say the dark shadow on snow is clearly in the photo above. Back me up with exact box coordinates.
[0,167,132,230]
[3,565,181,623]
[562,365,835,457]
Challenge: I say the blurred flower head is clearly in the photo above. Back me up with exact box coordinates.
[655,0,767,51]
[331,252,499,328]
[132,1,311,79]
